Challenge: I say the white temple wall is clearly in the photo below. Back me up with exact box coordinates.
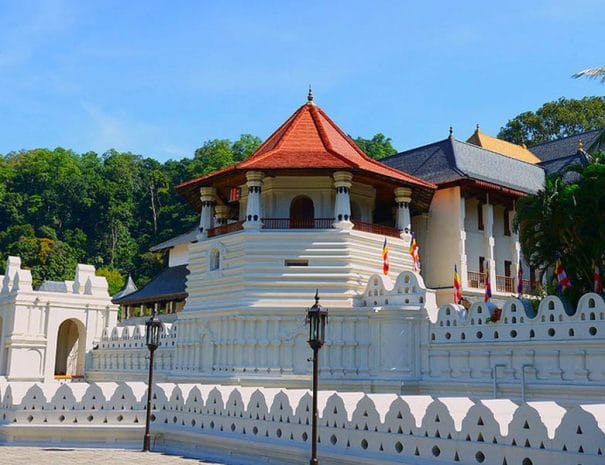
[168,243,189,267]
[1,380,604,465]
[0,258,117,382]
[413,187,460,296]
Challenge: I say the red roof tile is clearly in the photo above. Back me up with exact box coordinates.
[177,100,436,210]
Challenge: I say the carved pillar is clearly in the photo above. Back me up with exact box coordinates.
[199,186,216,237]
[333,171,353,230]
[214,205,230,226]
[484,195,496,290]
[394,187,412,240]
[244,171,264,229]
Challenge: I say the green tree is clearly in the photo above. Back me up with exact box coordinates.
[514,155,605,301]
[8,237,78,288]
[96,266,126,296]
[352,133,397,160]
[498,97,605,145]
[232,134,262,162]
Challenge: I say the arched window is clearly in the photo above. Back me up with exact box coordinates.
[290,196,314,228]
[210,248,220,271]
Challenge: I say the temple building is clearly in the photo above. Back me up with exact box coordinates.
[382,129,544,305]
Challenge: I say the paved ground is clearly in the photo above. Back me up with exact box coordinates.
[0,446,231,465]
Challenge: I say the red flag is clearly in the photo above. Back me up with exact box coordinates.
[453,264,461,304]
[594,261,602,294]
[382,238,389,275]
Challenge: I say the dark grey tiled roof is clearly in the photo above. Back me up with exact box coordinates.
[529,128,604,162]
[150,228,199,252]
[112,265,188,305]
[538,151,592,175]
[382,137,544,194]
[112,274,138,300]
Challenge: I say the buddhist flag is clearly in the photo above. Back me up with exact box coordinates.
[453,264,462,304]
[409,232,420,272]
[517,261,524,297]
[594,261,602,294]
[484,272,492,302]
[555,258,572,291]
[382,238,389,275]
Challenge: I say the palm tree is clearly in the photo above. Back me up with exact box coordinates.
[572,67,605,83]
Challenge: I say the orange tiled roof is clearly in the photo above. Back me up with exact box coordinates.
[467,128,541,164]
[178,101,435,193]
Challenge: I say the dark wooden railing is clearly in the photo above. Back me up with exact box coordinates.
[352,221,401,238]
[496,276,514,293]
[262,218,334,229]
[467,271,486,289]
[468,271,515,293]
[207,221,244,238]
[206,218,402,238]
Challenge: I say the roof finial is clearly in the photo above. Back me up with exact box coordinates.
[307,85,313,103]
[476,123,480,131]
[314,288,319,304]
[578,138,584,151]
[449,126,453,138]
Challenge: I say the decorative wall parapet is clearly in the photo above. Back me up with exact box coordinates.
[427,293,605,397]
[1,380,604,465]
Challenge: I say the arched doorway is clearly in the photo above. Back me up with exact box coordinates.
[290,195,314,228]
[54,319,85,378]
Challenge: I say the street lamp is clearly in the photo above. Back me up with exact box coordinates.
[143,308,162,452]
[306,290,328,465]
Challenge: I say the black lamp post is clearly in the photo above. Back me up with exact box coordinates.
[306,290,328,465]
[143,308,162,452]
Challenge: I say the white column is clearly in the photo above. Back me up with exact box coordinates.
[484,195,496,289]
[394,187,412,238]
[198,186,216,237]
[511,204,521,288]
[333,171,353,230]
[459,196,468,288]
[244,171,264,229]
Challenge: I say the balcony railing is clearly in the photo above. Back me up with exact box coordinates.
[467,271,486,289]
[352,221,401,238]
[467,271,515,293]
[206,217,401,239]
[262,218,335,229]
[207,221,244,238]
[496,276,514,293]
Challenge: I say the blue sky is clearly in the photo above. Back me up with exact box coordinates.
[0,0,603,161]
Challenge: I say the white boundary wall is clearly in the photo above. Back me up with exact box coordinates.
[1,380,604,465]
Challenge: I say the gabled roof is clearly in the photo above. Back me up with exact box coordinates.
[529,128,605,162]
[177,98,436,211]
[112,274,138,300]
[382,136,545,194]
[150,227,199,252]
[538,149,593,175]
[467,128,541,164]
[112,265,188,305]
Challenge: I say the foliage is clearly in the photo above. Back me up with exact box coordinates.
[0,131,391,291]
[352,133,398,160]
[514,154,605,301]
[573,67,605,84]
[96,267,126,296]
[498,97,605,146]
